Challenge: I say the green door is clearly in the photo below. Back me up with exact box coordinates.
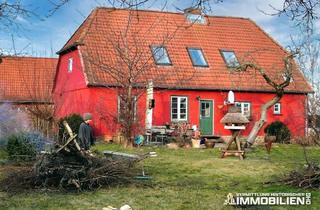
[200,100,213,135]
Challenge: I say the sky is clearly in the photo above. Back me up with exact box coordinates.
[0,0,311,57]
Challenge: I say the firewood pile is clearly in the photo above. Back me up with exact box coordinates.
[0,121,137,192]
[282,163,320,189]
[1,150,134,192]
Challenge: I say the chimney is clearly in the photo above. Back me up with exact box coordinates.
[184,7,202,15]
[184,7,206,24]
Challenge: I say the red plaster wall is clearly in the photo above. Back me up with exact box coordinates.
[54,51,307,138]
[53,50,147,138]
[53,50,87,94]
[152,89,307,137]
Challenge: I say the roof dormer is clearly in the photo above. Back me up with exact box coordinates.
[184,7,206,24]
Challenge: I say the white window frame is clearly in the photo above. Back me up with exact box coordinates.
[117,95,137,122]
[235,102,251,118]
[274,103,281,115]
[171,96,188,121]
[68,58,73,73]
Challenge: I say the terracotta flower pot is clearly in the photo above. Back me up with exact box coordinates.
[205,140,215,148]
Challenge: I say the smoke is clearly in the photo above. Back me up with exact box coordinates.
[0,103,31,146]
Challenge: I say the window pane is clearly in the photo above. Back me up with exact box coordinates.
[171,96,188,121]
[221,51,239,67]
[235,102,251,117]
[201,102,210,117]
[68,58,73,72]
[152,46,171,65]
[188,48,208,67]
[172,97,177,109]
[172,97,177,103]
[118,96,137,121]
[274,103,281,114]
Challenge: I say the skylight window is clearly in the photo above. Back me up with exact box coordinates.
[220,50,240,68]
[187,48,208,67]
[151,46,171,65]
[186,13,206,24]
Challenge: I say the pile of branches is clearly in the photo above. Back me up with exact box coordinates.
[0,121,137,192]
[282,162,320,189]
[0,149,135,192]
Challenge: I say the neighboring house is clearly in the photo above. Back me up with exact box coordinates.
[0,56,58,133]
[53,7,312,140]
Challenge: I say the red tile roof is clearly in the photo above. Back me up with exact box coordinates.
[59,7,312,93]
[0,56,58,103]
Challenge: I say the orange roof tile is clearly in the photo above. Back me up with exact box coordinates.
[59,7,312,93]
[0,56,58,103]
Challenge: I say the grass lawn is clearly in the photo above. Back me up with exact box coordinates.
[0,143,319,210]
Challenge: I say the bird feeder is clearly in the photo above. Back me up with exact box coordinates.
[220,106,249,160]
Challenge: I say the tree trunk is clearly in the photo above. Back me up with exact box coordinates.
[246,95,281,146]
[125,84,133,147]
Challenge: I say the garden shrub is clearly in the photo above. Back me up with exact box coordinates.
[264,121,291,144]
[7,133,37,161]
[57,113,83,143]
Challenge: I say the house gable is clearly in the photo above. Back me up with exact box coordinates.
[53,49,88,96]
[57,7,312,94]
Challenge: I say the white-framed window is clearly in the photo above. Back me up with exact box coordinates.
[171,96,188,121]
[274,103,281,114]
[68,58,73,73]
[118,95,137,122]
[235,102,251,118]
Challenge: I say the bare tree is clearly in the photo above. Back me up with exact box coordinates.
[0,0,72,59]
[292,29,320,144]
[233,51,298,147]
[23,70,56,138]
[79,9,195,146]
[266,0,319,30]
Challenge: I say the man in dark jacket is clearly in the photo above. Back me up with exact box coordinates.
[78,113,95,150]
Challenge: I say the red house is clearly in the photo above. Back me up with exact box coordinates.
[53,8,312,141]
[0,56,57,134]
[0,56,57,104]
